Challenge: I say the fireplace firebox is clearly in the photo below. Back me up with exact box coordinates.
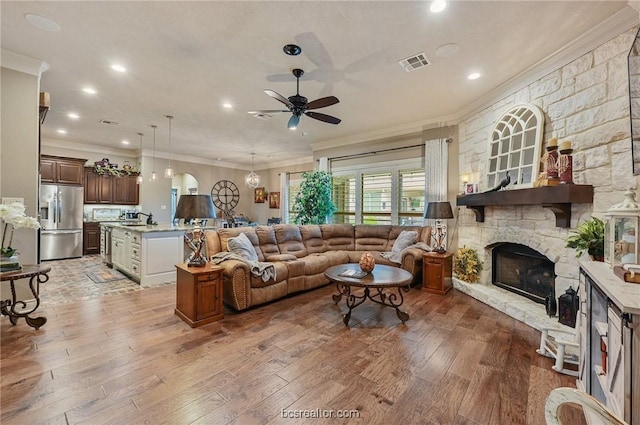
[492,243,555,304]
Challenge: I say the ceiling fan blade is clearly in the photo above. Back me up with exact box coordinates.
[264,89,293,108]
[288,115,301,129]
[247,110,289,114]
[306,96,339,110]
[305,111,341,125]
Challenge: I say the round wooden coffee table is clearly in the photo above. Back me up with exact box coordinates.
[325,263,413,326]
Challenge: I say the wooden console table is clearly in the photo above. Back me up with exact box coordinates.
[456,184,593,227]
[0,265,51,330]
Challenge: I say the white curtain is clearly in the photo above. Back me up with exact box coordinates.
[280,172,288,223]
[425,138,449,203]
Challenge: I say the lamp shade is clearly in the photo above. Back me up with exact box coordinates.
[424,201,454,220]
[174,195,216,223]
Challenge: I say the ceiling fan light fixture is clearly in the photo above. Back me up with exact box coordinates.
[288,114,300,129]
[245,153,261,188]
[283,44,302,56]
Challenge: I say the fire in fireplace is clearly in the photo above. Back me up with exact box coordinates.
[492,243,555,304]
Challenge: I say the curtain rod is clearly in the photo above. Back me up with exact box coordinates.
[328,139,451,162]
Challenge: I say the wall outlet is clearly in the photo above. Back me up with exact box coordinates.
[160,205,166,210]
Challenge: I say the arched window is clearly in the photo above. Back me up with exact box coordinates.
[486,104,544,189]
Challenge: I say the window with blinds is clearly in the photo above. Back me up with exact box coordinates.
[362,171,392,224]
[399,169,426,225]
[332,174,356,224]
[287,177,302,220]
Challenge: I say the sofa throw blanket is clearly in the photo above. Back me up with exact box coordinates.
[210,251,276,282]
[381,242,433,264]
[210,232,276,282]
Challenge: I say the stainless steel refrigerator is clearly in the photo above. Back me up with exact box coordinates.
[39,184,84,260]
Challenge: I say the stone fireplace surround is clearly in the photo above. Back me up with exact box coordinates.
[455,27,640,332]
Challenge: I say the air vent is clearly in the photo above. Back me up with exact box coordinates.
[251,113,272,120]
[99,119,120,125]
[398,52,430,72]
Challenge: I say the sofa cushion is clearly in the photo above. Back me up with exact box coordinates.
[227,232,258,262]
[216,226,264,260]
[255,225,280,258]
[391,230,418,253]
[265,253,297,261]
[300,225,327,254]
[321,224,355,251]
[274,224,308,258]
[355,225,392,251]
[298,254,331,275]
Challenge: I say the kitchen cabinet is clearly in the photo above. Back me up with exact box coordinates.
[40,155,86,185]
[84,167,138,205]
[83,222,101,255]
[578,260,639,424]
[111,225,185,286]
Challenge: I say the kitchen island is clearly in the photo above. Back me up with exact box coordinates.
[101,223,217,286]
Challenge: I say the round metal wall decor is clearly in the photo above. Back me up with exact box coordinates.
[210,180,240,211]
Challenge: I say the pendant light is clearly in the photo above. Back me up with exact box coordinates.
[164,115,174,178]
[244,152,260,188]
[136,132,144,184]
[150,124,157,181]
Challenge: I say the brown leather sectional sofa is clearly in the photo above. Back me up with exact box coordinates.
[204,223,432,311]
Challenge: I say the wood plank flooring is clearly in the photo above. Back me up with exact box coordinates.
[1,280,586,424]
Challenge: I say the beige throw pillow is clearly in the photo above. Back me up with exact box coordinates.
[392,230,418,253]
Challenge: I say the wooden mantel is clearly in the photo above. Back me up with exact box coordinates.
[456,184,594,228]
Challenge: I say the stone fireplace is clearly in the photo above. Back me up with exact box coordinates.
[491,243,555,304]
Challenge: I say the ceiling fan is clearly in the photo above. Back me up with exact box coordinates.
[249,68,341,129]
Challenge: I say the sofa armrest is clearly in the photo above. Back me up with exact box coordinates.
[401,248,425,270]
[214,259,251,310]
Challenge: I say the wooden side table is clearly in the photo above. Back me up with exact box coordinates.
[175,263,224,327]
[422,252,453,295]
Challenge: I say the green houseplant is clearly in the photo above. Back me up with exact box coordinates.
[292,170,336,225]
[565,216,605,260]
[453,246,483,283]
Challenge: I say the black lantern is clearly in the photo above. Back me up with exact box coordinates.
[558,286,579,328]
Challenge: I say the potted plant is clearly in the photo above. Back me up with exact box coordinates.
[565,216,605,260]
[453,246,483,282]
[292,170,336,225]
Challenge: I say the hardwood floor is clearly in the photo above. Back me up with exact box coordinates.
[1,277,586,424]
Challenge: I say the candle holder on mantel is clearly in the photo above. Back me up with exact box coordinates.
[546,144,560,185]
[558,141,574,184]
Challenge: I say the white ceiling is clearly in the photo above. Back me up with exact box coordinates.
[1,1,635,170]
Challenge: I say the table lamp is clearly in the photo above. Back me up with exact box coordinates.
[174,195,217,267]
[425,201,454,253]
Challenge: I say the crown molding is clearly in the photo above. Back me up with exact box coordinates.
[1,49,49,76]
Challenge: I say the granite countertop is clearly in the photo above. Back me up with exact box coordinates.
[579,258,640,315]
[101,222,217,233]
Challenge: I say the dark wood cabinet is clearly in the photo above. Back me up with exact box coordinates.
[112,175,139,205]
[83,222,101,255]
[175,263,224,327]
[84,167,138,205]
[422,252,453,295]
[40,155,86,185]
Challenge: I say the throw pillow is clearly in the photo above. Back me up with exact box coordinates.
[228,232,259,262]
[391,230,418,253]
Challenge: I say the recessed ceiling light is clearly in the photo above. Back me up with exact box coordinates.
[83,87,97,95]
[25,14,61,32]
[468,72,481,80]
[67,113,79,119]
[435,43,460,58]
[222,103,233,109]
[121,140,130,145]
[111,64,126,73]
[56,129,67,134]
[302,132,309,136]
[216,157,222,161]
[430,0,447,13]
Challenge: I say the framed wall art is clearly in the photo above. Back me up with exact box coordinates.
[254,187,266,203]
[269,192,280,209]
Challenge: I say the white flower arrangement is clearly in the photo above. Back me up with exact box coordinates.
[0,202,40,257]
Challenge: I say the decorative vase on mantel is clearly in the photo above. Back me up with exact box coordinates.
[0,253,21,272]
